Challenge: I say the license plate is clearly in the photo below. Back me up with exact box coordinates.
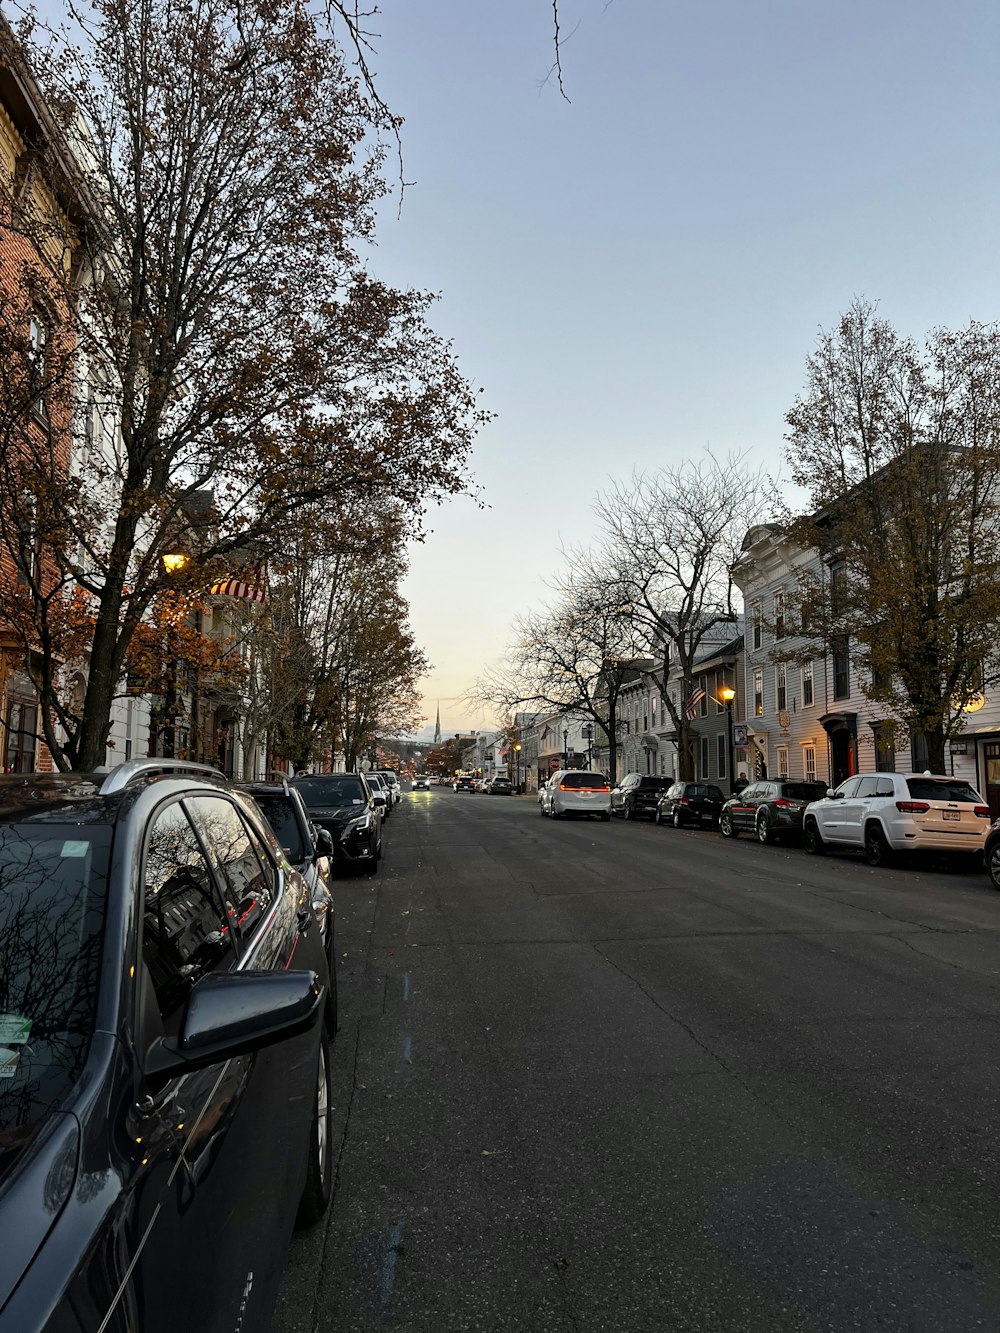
[943,810,959,821]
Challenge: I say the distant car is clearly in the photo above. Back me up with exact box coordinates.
[720,779,828,844]
[0,760,334,1333]
[656,781,726,828]
[985,817,1000,889]
[485,774,512,795]
[375,770,401,806]
[453,775,476,792]
[540,770,612,820]
[801,772,991,866]
[412,774,431,791]
[366,772,392,818]
[610,773,673,820]
[291,772,382,873]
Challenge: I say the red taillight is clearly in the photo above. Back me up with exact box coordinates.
[560,784,608,792]
[679,796,690,804]
[975,806,990,818]
[773,798,795,809]
[896,800,930,814]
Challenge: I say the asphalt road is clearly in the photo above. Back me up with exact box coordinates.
[274,788,1000,1333]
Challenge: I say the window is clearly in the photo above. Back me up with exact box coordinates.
[829,560,847,616]
[700,735,710,778]
[873,723,896,773]
[776,746,789,779]
[753,668,764,717]
[187,797,276,942]
[142,801,238,1037]
[835,777,863,799]
[802,661,814,707]
[752,602,763,651]
[28,314,47,417]
[803,745,816,782]
[856,776,878,798]
[776,663,787,712]
[774,590,786,639]
[4,699,37,772]
[717,733,727,781]
[910,731,929,772]
[874,778,896,797]
[713,671,724,713]
[832,635,850,700]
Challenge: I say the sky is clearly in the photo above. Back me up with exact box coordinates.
[358,0,1000,741]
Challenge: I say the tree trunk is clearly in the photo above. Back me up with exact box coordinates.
[924,723,946,775]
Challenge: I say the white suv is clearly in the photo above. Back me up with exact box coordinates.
[539,770,611,821]
[802,772,990,866]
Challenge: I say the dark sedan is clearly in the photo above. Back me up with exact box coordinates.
[291,772,382,873]
[719,778,828,844]
[656,781,726,828]
[0,760,333,1333]
[610,773,673,820]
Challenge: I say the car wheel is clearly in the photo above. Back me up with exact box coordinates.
[987,839,1000,890]
[623,802,632,821]
[719,811,738,839]
[295,1031,333,1228]
[654,808,662,825]
[539,802,546,817]
[756,811,775,845]
[864,824,893,868]
[803,819,825,855]
[672,809,682,829]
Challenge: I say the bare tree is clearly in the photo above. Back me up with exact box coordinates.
[594,452,769,780]
[0,0,486,770]
[783,298,1000,772]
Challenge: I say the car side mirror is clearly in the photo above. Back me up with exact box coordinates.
[144,971,323,1080]
[315,827,333,857]
[826,788,837,799]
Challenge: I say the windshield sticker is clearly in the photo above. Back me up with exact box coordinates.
[61,840,90,858]
[0,1015,32,1080]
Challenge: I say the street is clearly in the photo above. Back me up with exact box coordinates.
[275,788,1000,1332]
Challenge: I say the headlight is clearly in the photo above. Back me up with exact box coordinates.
[346,813,372,832]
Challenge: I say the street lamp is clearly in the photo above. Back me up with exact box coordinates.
[156,549,191,758]
[583,722,593,768]
[513,741,522,794]
[563,727,569,766]
[718,683,736,794]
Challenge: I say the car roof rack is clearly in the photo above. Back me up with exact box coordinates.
[99,758,227,796]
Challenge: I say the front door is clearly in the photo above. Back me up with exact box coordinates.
[985,743,1000,821]
[830,730,855,787]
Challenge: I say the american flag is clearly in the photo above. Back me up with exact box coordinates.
[209,562,267,603]
[685,686,706,720]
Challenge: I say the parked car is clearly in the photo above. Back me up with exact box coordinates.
[375,770,401,805]
[237,779,336,978]
[0,760,334,1333]
[485,774,512,795]
[291,771,382,873]
[540,770,612,820]
[801,772,991,866]
[453,775,476,791]
[720,779,828,844]
[366,772,391,818]
[610,773,673,820]
[656,781,726,828]
[412,773,431,791]
[985,817,1000,890]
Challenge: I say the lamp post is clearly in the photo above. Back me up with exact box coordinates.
[155,550,191,758]
[718,683,736,794]
[583,722,593,768]
[563,726,569,767]
[513,741,522,793]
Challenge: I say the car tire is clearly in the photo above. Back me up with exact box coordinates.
[623,802,632,821]
[672,809,682,829]
[539,802,546,817]
[803,820,825,855]
[654,808,662,825]
[756,812,775,845]
[986,839,1000,890]
[864,824,894,868]
[295,1031,333,1228]
[719,811,738,839]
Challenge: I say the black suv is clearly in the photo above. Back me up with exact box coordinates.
[290,772,382,873]
[656,781,726,828]
[720,779,828,844]
[611,773,673,820]
[0,760,334,1333]
[485,774,512,795]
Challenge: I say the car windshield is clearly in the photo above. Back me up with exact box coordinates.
[687,784,725,800]
[779,783,828,801]
[561,773,609,790]
[294,776,366,806]
[906,778,982,803]
[251,794,306,862]
[0,823,111,1158]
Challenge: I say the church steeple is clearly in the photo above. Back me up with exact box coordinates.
[433,702,441,744]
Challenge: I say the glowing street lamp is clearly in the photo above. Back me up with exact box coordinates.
[718,682,736,793]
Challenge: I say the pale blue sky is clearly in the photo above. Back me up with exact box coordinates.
[362,0,1000,739]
